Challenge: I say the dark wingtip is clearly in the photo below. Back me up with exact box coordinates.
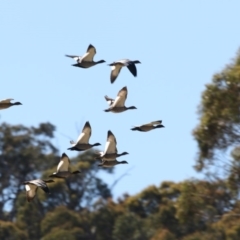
[108,130,113,136]
[85,121,91,128]
[93,143,101,147]
[44,179,55,183]
[134,60,141,64]
[128,106,137,110]
[62,153,68,158]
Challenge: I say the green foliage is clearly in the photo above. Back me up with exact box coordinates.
[150,229,176,240]
[193,50,240,171]
[41,206,89,239]
[0,220,27,240]
[15,192,43,239]
[112,213,150,240]
[91,199,123,240]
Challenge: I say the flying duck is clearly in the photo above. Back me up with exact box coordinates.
[131,120,165,132]
[0,99,22,110]
[98,159,128,168]
[65,44,105,68]
[104,86,137,113]
[96,130,129,161]
[68,121,101,151]
[108,59,141,83]
[49,153,81,178]
[23,179,54,202]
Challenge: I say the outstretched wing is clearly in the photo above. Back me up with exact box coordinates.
[75,121,92,144]
[111,86,128,107]
[127,63,137,77]
[110,64,122,83]
[65,55,81,62]
[0,98,13,104]
[103,130,117,154]
[144,120,162,126]
[25,184,38,202]
[57,153,70,172]
[82,44,96,61]
[104,96,115,106]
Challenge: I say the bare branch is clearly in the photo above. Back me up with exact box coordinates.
[110,166,135,191]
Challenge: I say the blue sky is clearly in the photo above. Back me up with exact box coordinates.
[1,1,240,199]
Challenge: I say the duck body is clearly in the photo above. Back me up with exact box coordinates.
[71,60,105,68]
[97,151,129,161]
[68,142,101,151]
[0,99,22,110]
[49,153,80,179]
[68,121,101,152]
[23,179,54,202]
[131,121,165,132]
[108,59,141,83]
[104,106,136,113]
[96,130,129,161]
[98,160,128,168]
[49,171,79,179]
[66,44,105,68]
[104,86,137,113]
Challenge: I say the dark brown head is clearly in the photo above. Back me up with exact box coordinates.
[48,174,65,179]
[72,170,81,175]
[119,160,128,164]
[43,179,55,183]
[133,60,141,64]
[154,125,165,129]
[119,152,129,156]
[127,106,137,110]
[93,143,101,147]
[13,102,22,106]
[97,60,106,64]
[131,127,142,131]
